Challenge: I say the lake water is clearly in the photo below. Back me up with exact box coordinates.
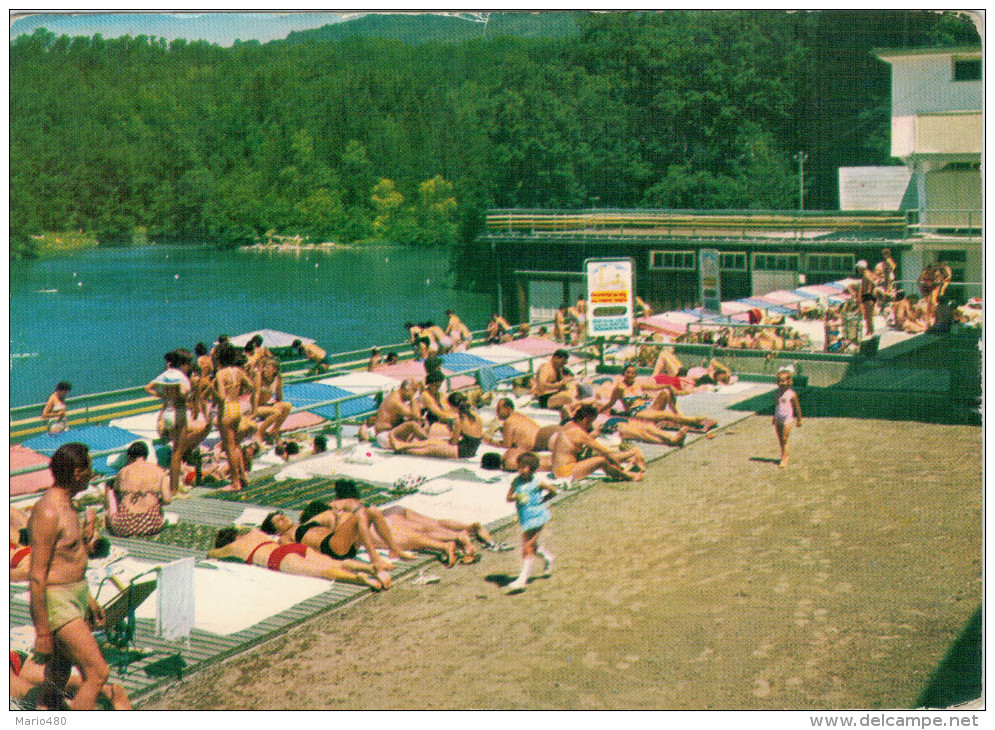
[9,244,496,408]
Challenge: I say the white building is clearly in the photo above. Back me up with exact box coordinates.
[873,46,982,294]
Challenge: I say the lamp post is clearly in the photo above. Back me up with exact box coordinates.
[793,151,808,212]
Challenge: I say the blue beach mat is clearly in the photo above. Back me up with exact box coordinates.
[22,425,145,475]
[283,382,378,420]
[440,352,519,382]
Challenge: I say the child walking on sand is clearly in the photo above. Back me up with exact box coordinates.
[505,452,557,594]
[773,366,802,468]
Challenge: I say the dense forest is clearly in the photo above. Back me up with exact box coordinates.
[9,10,980,260]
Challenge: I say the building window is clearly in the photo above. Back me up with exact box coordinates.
[649,250,696,270]
[953,59,982,81]
[719,252,747,271]
[752,253,799,271]
[805,253,855,275]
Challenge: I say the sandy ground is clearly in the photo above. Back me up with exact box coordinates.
[141,415,982,711]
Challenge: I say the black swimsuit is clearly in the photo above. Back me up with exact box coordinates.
[296,519,358,561]
[458,434,482,459]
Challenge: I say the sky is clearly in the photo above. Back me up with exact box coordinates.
[8,11,360,46]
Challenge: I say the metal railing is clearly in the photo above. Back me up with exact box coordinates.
[905,209,982,235]
[484,208,908,240]
[9,319,581,482]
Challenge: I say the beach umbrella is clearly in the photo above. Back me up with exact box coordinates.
[229,329,315,348]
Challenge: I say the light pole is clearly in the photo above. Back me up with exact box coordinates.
[793,151,808,211]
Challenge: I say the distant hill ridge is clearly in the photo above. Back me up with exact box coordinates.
[282,11,584,45]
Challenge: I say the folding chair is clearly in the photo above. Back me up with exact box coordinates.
[93,570,158,673]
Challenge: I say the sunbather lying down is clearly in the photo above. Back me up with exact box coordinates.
[209,527,392,591]
[9,649,132,710]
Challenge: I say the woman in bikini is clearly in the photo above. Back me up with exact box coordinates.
[145,349,194,495]
[208,527,389,590]
[253,358,292,446]
[41,381,72,434]
[262,502,414,579]
[392,391,484,459]
[600,364,717,431]
[211,343,255,492]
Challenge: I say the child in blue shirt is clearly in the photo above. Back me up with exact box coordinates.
[505,452,557,593]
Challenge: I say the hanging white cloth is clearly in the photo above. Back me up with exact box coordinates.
[156,556,195,641]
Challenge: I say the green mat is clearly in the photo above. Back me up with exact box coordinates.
[443,467,503,484]
[203,475,395,511]
[141,522,222,553]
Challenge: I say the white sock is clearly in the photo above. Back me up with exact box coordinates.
[509,556,534,588]
[537,547,555,573]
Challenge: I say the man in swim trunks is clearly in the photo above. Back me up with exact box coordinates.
[373,378,429,451]
[550,404,645,483]
[28,443,110,710]
[532,349,580,413]
[856,260,878,337]
[292,338,330,373]
[488,398,557,471]
[208,527,390,590]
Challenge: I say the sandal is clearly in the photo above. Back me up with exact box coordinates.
[411,570,441,585]
[483,541,514,552]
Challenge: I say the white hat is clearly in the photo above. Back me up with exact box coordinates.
[777,364,795,375]
[856,260,868,269]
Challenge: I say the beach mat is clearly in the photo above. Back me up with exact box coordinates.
[440,352,520,382]
[22,425,145,475]
[10,444,51,496]
[203,474,394,511]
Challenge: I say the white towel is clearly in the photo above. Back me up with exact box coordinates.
[156,556,195,641]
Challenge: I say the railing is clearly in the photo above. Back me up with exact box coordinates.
[9,319,580,483]
[484,209,907,240]
[905,209,982,235]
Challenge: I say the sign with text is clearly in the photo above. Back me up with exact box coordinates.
[585,258,634,337]
[699,248,721,315]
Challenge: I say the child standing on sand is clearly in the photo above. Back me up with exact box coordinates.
[773,366,802,468]
[505,452,557,593]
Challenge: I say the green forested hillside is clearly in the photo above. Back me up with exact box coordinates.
[283,11,585,45]
[9,10,979,259]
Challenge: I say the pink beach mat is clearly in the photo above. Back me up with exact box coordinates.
[10,445,52,496]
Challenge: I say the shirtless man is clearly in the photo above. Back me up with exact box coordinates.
[373,379,429,450]
[419,371,458,437]
[488,398,558,471]
[532,349,579,412]
[486,313,513,344]
[553,304,569,343]
[105,442,171,538]
[874,249,897,295]
[856,260,878,336]
[292,339,329,373]
[28,443,109,710]
[253,358,292,445]
[551,404,645,482]
[445,309,472,351]
[208,527,389,590]
[889,291,928,333]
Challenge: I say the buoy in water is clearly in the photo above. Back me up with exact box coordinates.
[174,274,179,279]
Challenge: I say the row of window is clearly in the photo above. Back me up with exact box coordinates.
[649,250,857,274]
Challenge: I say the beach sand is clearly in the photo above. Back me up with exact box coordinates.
[141,415,982,711]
